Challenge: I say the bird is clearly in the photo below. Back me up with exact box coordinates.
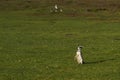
[54,4,58,10]
[74,46,84,64]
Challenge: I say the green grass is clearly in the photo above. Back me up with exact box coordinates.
[0,8,120,80]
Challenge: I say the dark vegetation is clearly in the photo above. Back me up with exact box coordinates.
[0,0,120,12]
[0,0,119,20]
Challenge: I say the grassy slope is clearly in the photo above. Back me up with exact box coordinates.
[1,0,120,21]
[0,0,120,11]
[0,0,120,80]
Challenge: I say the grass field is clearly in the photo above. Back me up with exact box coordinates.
[0,0,120,80]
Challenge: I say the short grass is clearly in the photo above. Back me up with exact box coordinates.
[0,10,120,80]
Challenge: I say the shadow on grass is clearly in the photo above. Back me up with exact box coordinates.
[84,58,115,64]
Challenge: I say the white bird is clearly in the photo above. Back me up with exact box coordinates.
[54,4,58,9]
[74,46,84,64]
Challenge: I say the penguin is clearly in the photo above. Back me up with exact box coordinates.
[74,46,84,64]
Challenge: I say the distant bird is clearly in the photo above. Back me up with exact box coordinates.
[74,46,84,64]
[54,4,58,10]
